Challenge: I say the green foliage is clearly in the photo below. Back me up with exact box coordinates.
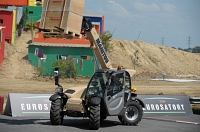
[100,30,113,52]
[17,7,28,29]
[133,50,139,69]
[192,46,200,53]
[36,66,46,77]
[52,59,78,79]
[25,21,36,30]
[178,46,200,53]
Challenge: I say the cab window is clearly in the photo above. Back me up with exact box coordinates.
[107,73,124,96]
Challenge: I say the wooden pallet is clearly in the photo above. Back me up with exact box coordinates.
[43,32,74,39]
[64,29,82,38]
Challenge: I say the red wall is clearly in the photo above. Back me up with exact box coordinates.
[0,28,5,66]
[0,11,13,44]
[0,0,29,6]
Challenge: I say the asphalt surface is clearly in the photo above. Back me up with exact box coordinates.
[0,114,199,132]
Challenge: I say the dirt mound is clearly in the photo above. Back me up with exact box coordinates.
[108,39,200,79]
[0,32,37,79]
[0,32,200,80]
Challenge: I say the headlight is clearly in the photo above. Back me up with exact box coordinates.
[55,87,63,94]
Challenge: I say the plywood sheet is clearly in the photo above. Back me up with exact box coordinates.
[60,11,82,34]
[44,12,62,29]
[66,0,85,15]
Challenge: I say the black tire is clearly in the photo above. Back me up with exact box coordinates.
[89,105,100,130]
[50,99,64,125]
[121,101,143,125]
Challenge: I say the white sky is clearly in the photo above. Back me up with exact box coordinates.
[84,0,200,49]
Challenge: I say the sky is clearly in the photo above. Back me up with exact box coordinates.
[84,0,200,49]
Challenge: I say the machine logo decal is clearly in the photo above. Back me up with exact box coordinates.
[96,38,109,63]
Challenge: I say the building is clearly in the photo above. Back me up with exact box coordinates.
[0,27,5,66]
[23,6,42,23]
[29,0,44,7]
[28,15,104,77]
[84,14,104,35]
[0,9,17,44]
[28,42,95,76]
[0,0,29,7]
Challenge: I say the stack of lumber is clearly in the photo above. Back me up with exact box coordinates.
[40,0,85,37]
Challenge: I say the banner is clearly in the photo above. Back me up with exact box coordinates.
[4,93,193,117]
[4,93,52,117]
[137,95,193,116]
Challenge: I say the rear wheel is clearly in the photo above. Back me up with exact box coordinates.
[89,105,100,130]
[50,99,64,125]
[121,101,143,125]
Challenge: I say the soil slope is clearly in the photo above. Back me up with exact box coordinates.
[0,32,200,80]
[108,39,200,79]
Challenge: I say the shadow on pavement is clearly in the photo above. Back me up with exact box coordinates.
[0,115,120,130]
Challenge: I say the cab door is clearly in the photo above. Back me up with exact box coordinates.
[104,72,125,116]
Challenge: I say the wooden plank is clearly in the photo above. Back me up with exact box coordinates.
[48,0,65,11]
[42,0,48,11]
[40,12,45,28]
[43,32,73,39]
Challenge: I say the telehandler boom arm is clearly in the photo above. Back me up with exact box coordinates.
[82,18,112,69]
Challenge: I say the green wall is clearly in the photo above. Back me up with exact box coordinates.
[28,45,96,76]
[23,6,42,22]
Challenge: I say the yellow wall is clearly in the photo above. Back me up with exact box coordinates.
[12,10,17,44]
[29,0,44,6]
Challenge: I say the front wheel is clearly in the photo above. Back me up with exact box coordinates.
[121,101,143,125]
[50,99,64,125]
[89,105,100,130]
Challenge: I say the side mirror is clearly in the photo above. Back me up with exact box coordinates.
[54,68,59,86]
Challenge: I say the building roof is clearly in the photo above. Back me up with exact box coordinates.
[30,42,90,48]
[0,9,13,12]
[84,14,104,18]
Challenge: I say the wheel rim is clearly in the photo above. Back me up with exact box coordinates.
[125,106,139,121]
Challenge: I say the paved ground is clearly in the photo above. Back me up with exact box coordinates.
[0,114,199,132]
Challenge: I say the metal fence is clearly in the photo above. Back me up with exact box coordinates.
[189,97,200,104]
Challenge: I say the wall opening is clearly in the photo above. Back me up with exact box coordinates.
[81,56,90,60]
[29,11,33,14]
[0,19,3,24]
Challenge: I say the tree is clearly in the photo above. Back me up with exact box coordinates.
[100,30,113,52]
[52,59,78,79]
[17,7,28,29]
[192,46,200,53]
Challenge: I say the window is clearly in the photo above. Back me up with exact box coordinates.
[29,11,33,14]
[81,56,90,60]
[125,71,131,89]
[107,73,124,96]
[0,19,3,24]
